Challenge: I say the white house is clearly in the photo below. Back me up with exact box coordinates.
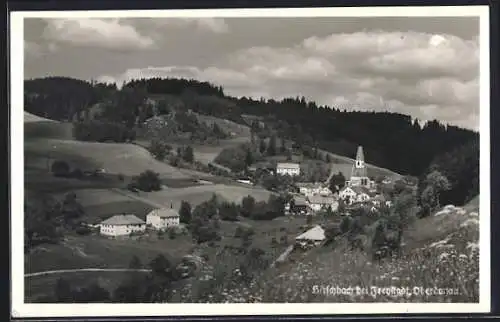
[146,208,180,230]
[100,214,146,237]
[295,225,326,248]
[353,186,373,203]
[307,195,339,212]
[287,195,310,215]
[339,186,358,205]
[339,186,374,205]
[276,162,300,176]
[297,182,333,197]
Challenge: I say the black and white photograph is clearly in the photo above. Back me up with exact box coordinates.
[11,5,490,318]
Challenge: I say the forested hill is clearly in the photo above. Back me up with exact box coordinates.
[24,76,478,180]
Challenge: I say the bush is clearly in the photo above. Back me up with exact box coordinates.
[75,226,91,236]
[179,201,192,224]
[51,160,71,177]
[130,170,162,192]
[219,202,240,221]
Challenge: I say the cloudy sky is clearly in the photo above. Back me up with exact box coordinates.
[24,16,480,130]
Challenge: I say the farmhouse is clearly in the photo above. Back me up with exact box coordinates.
[339,186,357,204]
[276,162,300,177]
[372,194,387,207]
[353,186,374,203]
[307,195,339,213]
[289,196,310,215]
[339,186,375,205]
[295,225,326,248]
[100,214,146,237]
[146,208,180,230]
[296,182,332,197]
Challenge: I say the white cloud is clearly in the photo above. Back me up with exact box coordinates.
[42,18,155,51]
[149,17,229,33]
[98,30,479,130]
[24,40,58,59]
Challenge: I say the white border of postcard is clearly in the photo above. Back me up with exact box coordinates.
[11,5,491,317]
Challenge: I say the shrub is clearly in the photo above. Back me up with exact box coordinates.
[179,201,192,224]
[51,160,71,177]
[130,170,162,192]
[75,226,91,236]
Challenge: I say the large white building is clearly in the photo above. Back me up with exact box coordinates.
[296,182,332,197]
[100,214,146,237]
[146,208,180,230]
[307,195,339,212]
[339,186,374,205]
[276,162,301,176]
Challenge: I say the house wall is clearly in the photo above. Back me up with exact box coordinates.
[356,193,370,202]
[147,214,180,230]
[100,223,146,236]
[277,167,300,176]
[310,201,340,212]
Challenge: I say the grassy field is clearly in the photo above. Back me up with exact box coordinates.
[25,270,145,302]
[142,184,274,210]
[25,138,191,178]
[26,232,195,274]
[25,168,126,193]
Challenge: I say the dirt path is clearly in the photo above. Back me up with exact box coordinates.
[25,268,152,278]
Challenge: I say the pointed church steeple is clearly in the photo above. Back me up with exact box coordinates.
[355,146,365,167]
[350,145,368,183]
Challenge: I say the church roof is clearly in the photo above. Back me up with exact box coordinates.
[101,214,145,226]
[351,145,368,178]
[356,146,364,161]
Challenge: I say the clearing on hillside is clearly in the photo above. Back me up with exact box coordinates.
[24,112,74,140]
[25,138,191,178]
[142,184,273,210]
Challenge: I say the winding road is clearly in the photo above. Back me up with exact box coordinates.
[25,268,151,278]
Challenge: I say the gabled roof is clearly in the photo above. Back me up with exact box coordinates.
[277,162,300,169]
[293,196,308,206]
[351,186,371,195]
[296,225,326,241]
[308,195,336,205]
[340,186,356,193]
[296,182,323,189]
[149,208,179,218]
[101,214,145,226]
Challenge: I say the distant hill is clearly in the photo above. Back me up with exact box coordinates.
[24,76,478,182]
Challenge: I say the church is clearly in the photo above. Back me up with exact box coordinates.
[345,146,375,189]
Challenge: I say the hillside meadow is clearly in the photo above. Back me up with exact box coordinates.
[141,184,274,211]
[215,199,480,303]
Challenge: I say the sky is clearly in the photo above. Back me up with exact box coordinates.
[23,15,480,130]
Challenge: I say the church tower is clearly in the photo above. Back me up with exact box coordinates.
[349,146,369,187]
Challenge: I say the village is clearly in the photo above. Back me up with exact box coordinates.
[93,145,399,253]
